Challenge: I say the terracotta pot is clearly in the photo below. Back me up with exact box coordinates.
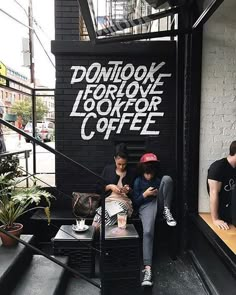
[0,223,23,247]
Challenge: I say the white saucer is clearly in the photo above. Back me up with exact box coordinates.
[72,224,89,232]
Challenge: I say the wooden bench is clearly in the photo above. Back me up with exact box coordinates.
[199,213,236,254]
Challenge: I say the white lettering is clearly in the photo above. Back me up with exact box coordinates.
[109,61,123,80]
[123,98,136,112]
[86,63,101,83]
[147,96,162,111]
[116,81,127,98]
[105,84,118,100]
[141,112,164,135]
[84,98,95,112]
[93,84,107,100]
[110,98,126,117]
[117,113,133,133]
[82,84,96,100]
[71,66,86,84]
[81,113,96,140]
[143,62,165,84]
[135,98,149,113]
[104,118,120,139]
[126,81,139,98]
[70,60,171,140]
[134,66,147,81]
[120,63,135,80]
[97,99,112,116]
[70,90,85,116]
[130,113,146,131]
[97,118,108,133]
[154,73,172,85]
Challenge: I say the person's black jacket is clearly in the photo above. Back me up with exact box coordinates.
[96,164,135,198]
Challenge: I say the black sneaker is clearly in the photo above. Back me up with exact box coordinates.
[163,207,177,226]
[141,268,153,287]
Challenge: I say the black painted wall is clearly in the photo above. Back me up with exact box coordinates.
[53,43,176,196]
[55,0,80,41]
[52,1,177,203]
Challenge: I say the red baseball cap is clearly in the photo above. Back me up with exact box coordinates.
[140,153,160,163]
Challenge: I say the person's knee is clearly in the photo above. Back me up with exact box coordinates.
[162,175,173,185]
[143,227,154,240]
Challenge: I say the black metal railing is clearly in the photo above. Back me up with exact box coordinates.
[0,118,107,293]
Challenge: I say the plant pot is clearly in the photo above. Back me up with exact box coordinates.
[0,223,23,247]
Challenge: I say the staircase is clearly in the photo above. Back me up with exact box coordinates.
[0,230,209,295]
[0,235,71,295]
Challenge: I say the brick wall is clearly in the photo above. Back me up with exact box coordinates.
[55,0,80,41]
[53,0,177,205]
[53,43,176,198]
[198,1,236,212]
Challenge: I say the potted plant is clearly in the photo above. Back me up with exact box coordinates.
[0,155,22,179]
[0,173,54,246]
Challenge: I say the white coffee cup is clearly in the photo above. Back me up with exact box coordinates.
[76,219,85,230]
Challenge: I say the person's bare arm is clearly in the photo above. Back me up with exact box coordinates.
[105,184,121,194]
[208,179,229,230]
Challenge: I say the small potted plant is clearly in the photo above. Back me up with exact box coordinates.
[0,173,54,246]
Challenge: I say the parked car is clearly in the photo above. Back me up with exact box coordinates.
[24,121,54,142]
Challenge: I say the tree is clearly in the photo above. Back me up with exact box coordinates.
[11,98,48,125]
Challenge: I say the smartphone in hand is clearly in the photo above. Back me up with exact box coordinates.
[150,187,156,191]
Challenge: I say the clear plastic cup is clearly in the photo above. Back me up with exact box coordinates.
[117,212,127,229]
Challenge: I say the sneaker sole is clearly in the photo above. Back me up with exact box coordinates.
[141,281,153,287]
[167,222,177,226]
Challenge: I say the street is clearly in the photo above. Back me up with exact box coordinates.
[4,132,55,187]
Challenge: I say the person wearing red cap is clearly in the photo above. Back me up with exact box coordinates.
[133,152,176,287]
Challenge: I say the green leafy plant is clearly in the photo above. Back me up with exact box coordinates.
[0,173,54,230]
[0,156,22,180]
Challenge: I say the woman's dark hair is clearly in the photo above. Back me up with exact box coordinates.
[137,161,159,177]
[115,143,128,160]
[229,141,236,156]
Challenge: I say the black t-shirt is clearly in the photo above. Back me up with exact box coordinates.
[207,158,236,222]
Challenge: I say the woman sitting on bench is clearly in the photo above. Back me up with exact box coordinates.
[92,143,135,229]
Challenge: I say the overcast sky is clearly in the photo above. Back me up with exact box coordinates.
[0,0,55,87]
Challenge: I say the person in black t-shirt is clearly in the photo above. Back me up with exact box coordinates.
[207,141,236,230]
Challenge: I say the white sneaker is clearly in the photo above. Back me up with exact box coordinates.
[163,207,177,226]
[141,268,153,287]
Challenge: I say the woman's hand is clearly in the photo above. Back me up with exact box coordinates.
[106,184,121,194]
[121,184,130,194]
[143,187,158,198]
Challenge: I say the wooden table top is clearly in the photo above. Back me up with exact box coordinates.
[199,213,236,254]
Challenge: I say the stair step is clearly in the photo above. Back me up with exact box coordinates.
[11,255,69,295]
[0,235,34,294]
[64,276,100,295]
